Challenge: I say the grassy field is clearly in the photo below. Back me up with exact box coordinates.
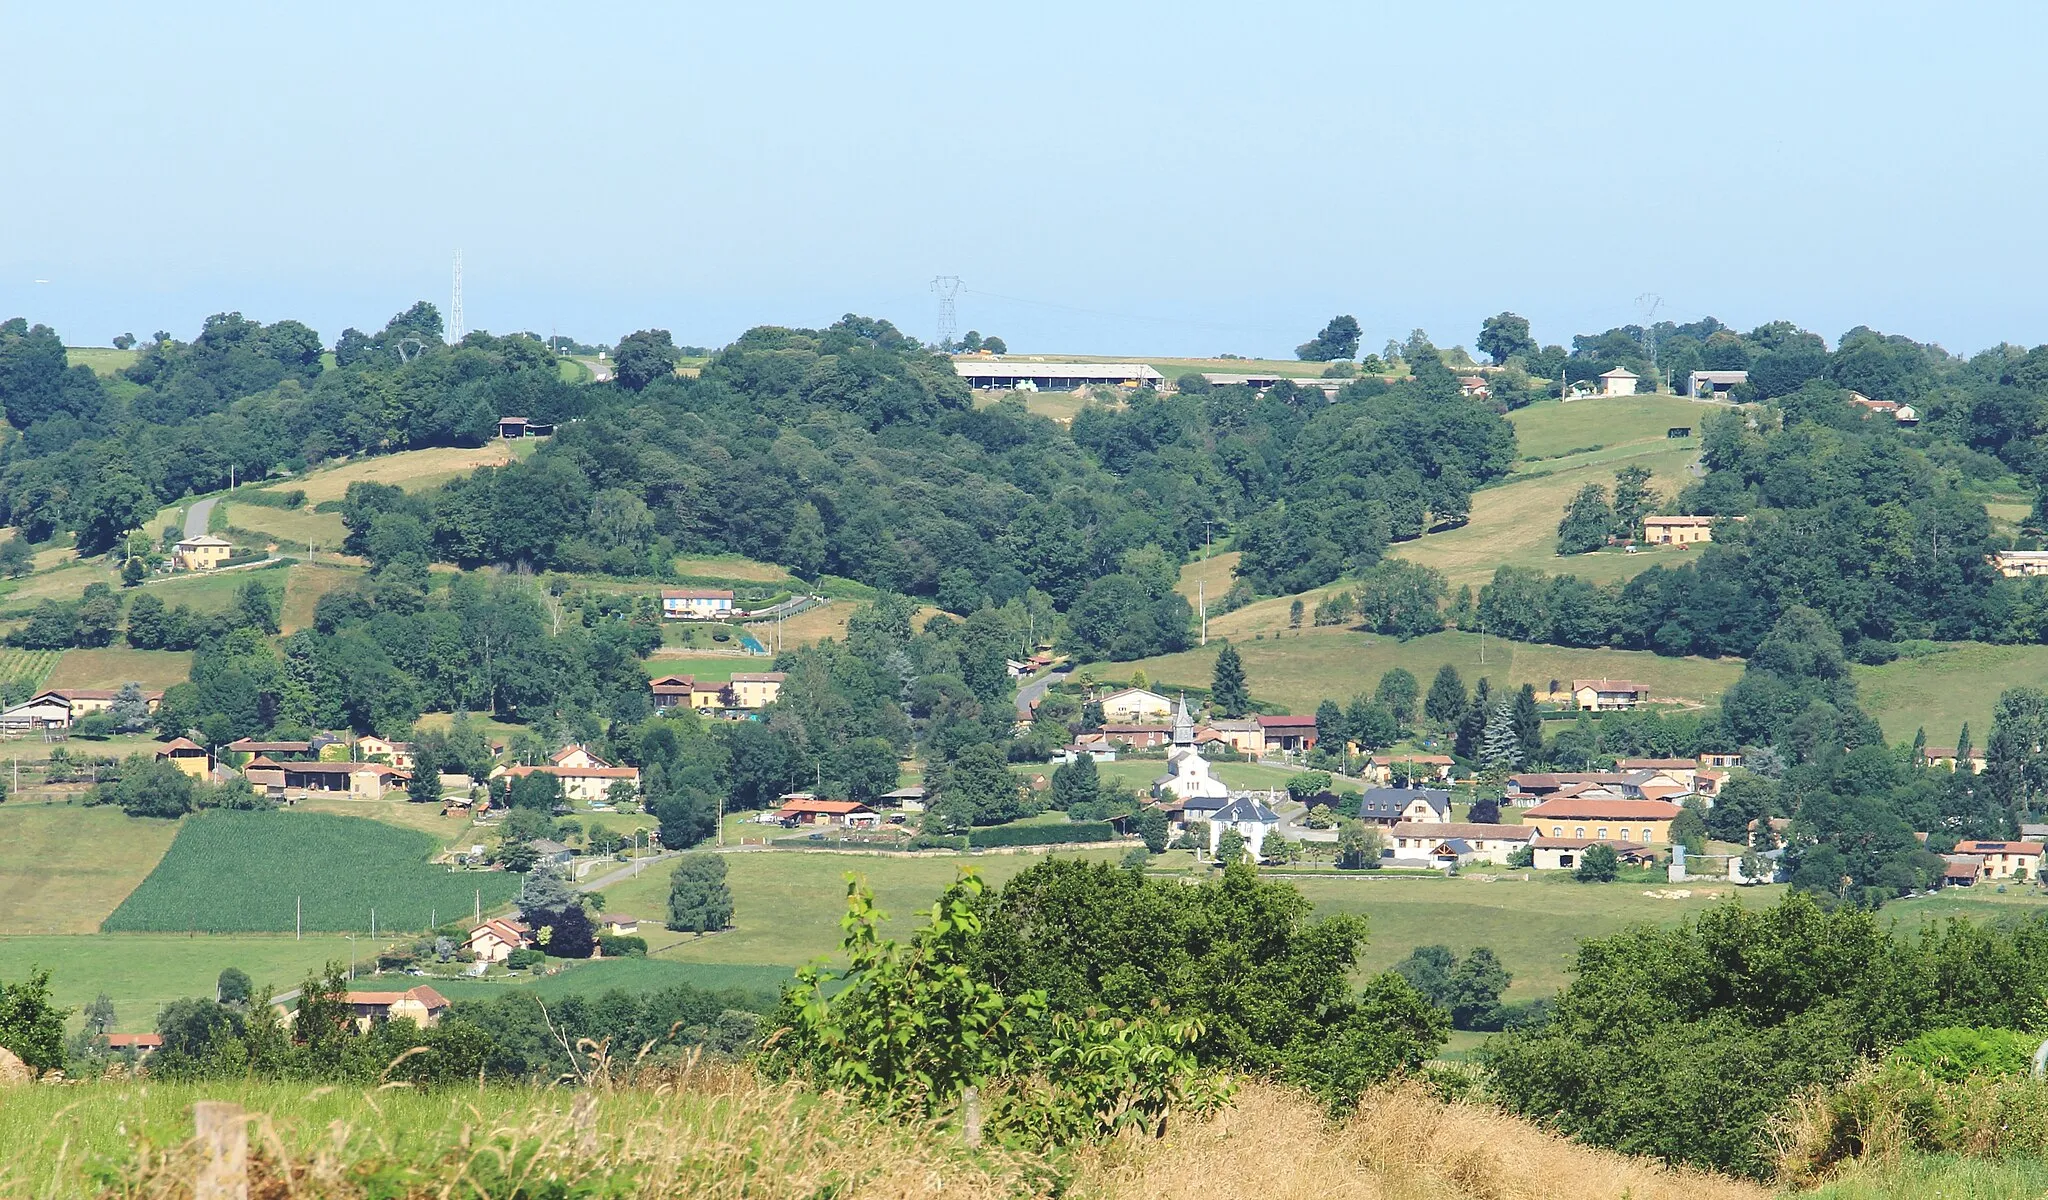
[642,653,764,681]
[218,496,348,549]
[1105,629,1742,715]
[0,932,360,1018]
[673,553,796,583]
[0,803,179,934]
[278,559,363,632]
[102,810,521,933]
[44,647,192,691]
[424,955,794,1004]
[1854,642,2048,744]
[65,346,138,376]
[1177,549,1239,605]
[287,443,519,503]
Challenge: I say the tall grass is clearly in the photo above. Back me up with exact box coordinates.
[0,1074,1772,1200]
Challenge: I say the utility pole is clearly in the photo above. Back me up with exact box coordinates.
[1199,581,1208,647]
[295,896,301,940]
[474,889,480,925]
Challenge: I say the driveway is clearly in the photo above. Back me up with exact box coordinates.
[184,496,217,539]
[1016,669,1068,716]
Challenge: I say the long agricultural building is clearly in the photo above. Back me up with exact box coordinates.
[954,361,1166,391]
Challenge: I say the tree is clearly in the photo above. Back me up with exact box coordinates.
[82,992,117,1036]
[1315,699,1346,749]
[121,555,145,587]
[234,579,280,634]
[1610,465,1661,540]
[1468,795,1502,824]
[1375,668,1419,725]
[1477,312,1537,365]
[612,329,681,391]
[1337,818,1384,869]
[406,741,442,804]
[1285,770,1333,805]
[515,863,577,921]
[0,969,68,1074]
[1049,753,1101,812]
[1288,598,1304,629]
[216,967,252,1007]
[0,538,29,579]
[1575,843,1620,882]
[1445,947,1511,1030]
[1134,806,1168,853]
[1557,484,1617,554]
[1480,697,1521,769]
[1511,684,1543,763]
[1215,827,1247,863]
[108,682,152,733]
[931,743,1028,828]
[1425,664,1466,726]
[1296,315,1363,362]
[1210,643,1250,718]
[667,854,734,933]
[982,336,1007,354]
[1672,804,1709,854]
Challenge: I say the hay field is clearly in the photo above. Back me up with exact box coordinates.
[0,802,180,934]
[44,647,192,691]
[289,443,517,503]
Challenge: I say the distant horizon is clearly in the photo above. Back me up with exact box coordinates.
[6,2,2046,362]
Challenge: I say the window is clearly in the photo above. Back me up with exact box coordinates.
[1575,826,1586,838]
[1619,829,1631,842]
[1643,827,1653,843]
[1598,827,1609,839]
[1552,825,1563,836]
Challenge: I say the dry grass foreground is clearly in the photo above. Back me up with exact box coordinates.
[0,1074,1764,1200]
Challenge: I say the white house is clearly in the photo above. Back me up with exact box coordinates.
[659,589,735,620]
[1208,796,1280,861]
[1598,367,1640,397]
[1355,787,1451,827]
[1098,687,1174,724]
[1386,821,1535,868]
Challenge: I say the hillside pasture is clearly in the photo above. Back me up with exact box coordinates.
[219,497,347,549]
[0,803,179,934]
[0,932,358,1018]
[424,956,793,1004]
[1104,629,1742,715]
[672,554,795,583]
[1506,395,1716,461]
[44,647,191,692]
[65,346,139,377]
[102,810,520,933]
[279,561,364,632]
[288,443,517,503]
[1854,642,2048,744]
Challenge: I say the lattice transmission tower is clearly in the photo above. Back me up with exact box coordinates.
[449,251,465,343]
[931,275,961,349]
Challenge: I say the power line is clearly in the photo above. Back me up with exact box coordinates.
[931,275,961,348]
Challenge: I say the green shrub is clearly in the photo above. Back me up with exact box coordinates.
[1889,1027,2040,1082]
[907,833,968,851]
[234,488,307,509]
[505,948,546,970]
[968,821,1117,848]
[598,934,648,957]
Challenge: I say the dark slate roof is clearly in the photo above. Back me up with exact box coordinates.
[1213,797,1279,824]
[1357,787,1450,820]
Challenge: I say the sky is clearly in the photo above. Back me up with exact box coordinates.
[4,0,2046,360]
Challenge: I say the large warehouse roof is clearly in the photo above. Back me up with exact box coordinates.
[954,361,1166,384]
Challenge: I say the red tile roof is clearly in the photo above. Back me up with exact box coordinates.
[1525,798,1683,821]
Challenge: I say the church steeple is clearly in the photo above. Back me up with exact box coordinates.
[1172,691,1195,747]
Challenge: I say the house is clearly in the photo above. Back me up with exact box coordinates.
[1598,367,1640,397]
[156,737,211,779]
[225,738,314,761]
[1615,758,1699,786]
[1152,747,1229,801]
[955,361,1167,392]
[1530,836,1661,871]
[1099,723,1173,749]
[104,1032,164,1056]
[467,918,531,962]
[649,674,724,711]
[729,672,786,709]
[496,416,554,439]
[1952,840,2044,881]
[1387,821,1534,868]
[1506,771,1633,799]
[773,796,879,828]
[659,589,735,620]
[599,915,641,936]
[1457,375,1490,398]
[1570,679,1649,711]
[529,838,575,865]
[1685,369,1748,398]
[1641,515,1715,546]
[344,985,451,1030]
[1208,796,1281,861]
[497,762,641,803]
[354,734,415,769]
[1920,746,1988,774]
[1695,768,1728,799]
[1098,687,1174,724]
[173,534,235,571]
[1698,751,1743,769]
[1169,791,1234,833]
[1356,787,1451,827]
[1992,551,2048,578]
[1256,714,1319,755]
[1848,392,1918,424]
[1942,855,1986,886]
[37,687,165,717]
[241,755,288,792]
[1199,719,1264,756]
[1363,754,1456,786]
[878,786,927,811]
[0,694,75,732]
[1523,797,1681,846]
[1058,739,1119,764]
[278,761,409,798]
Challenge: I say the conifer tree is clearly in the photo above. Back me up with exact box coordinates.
[1210,642,1250,717]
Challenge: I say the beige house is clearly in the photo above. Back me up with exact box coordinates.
[1642,515,1714,546]
[1921,746,1988,774]
[649,674,724,711]
[1199,719,1264,756]
[1570,679,1649,711]
[498,761,641,802]
[1530,836,1661,871]
[274,760,408,798]
[173,534,234,571]
[1992,550,2048,578]
[729,671,786,709]
[1953,840,2042,880]
[345,985,450,1030]
[1524,797,1680,846]
[354,734,415,769]
[1387,821,1535,867]
[1098,687,1174,724]
[1598,367,1640,397]
[1363,754,1455,785]
[156,736,211,779]
[467,918,531,962]
[659,589,735,619]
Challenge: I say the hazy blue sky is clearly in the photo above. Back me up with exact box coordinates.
[4,1,2045,359]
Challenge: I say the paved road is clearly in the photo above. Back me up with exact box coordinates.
[1016,668,1069,716]
[576,850,679,891]
[184,496,217,539]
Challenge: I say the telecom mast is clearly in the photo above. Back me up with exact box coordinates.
[449,251,465,344]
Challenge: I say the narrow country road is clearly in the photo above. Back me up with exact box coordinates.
[1016,668,1068,716]
[184,496,217,539]
[576,850,678,892]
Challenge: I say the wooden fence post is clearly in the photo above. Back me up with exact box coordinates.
[571,1091,599,1157]
[193,1101,248,1200]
